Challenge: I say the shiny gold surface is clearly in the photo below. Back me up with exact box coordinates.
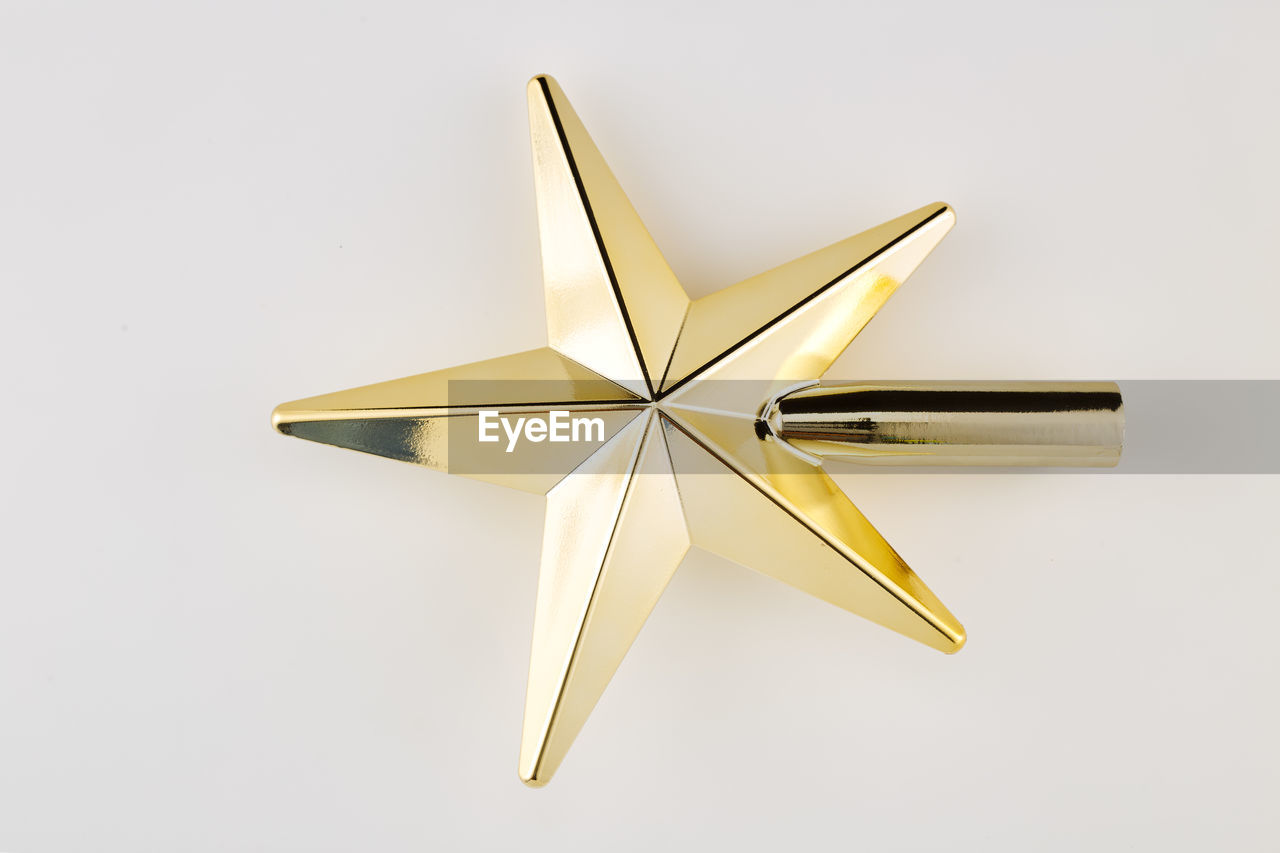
[768,381,1124,466]
[273,75,1120,785]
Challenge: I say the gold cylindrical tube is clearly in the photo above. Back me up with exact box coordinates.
[764,382,1124,466]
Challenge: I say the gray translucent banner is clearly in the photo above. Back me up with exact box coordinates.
[1109,380,1279,474]
[440,380,1280,475]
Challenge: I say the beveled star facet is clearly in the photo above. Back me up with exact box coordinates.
[274,75,963,786]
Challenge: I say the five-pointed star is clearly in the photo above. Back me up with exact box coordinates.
[274,75,964,786]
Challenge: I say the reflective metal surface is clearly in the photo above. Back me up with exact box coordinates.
[273,75,1121,786]
[767,382,1124,466]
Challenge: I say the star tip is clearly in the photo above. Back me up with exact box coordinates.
[518,740,562,788]
[527,73,557,91]
[518,768,551,788]
[943,627,966,654]
[271,402,302,435]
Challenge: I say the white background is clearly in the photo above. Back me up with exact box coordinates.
[2,1,1278,850]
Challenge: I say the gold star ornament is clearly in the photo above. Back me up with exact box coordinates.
[273,76,1123,786]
